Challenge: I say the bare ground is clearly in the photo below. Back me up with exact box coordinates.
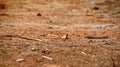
[0,0,120,67]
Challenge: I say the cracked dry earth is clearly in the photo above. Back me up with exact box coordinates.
[0,0,120,67]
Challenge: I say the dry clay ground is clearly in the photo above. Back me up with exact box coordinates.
[0,0,120,67]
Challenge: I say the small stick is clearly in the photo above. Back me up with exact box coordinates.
[85,36,108,39]
[41,56,53,60]
[0,35,42,42]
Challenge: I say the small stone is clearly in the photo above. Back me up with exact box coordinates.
[31,47,36,51]
[37,13,42,16]
[0,4,5,9]
[93,7,99,10]
[41,50,46,53]
[48,27,53,29]
[41,50,51,54]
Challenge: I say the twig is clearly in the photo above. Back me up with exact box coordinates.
[85,36,108,39]
[0,35,42,42]
[41,56,53,60]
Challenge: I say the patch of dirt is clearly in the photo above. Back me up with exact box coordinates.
[0,0,120,67]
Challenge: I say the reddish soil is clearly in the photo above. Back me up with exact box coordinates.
[0,0,120,67]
